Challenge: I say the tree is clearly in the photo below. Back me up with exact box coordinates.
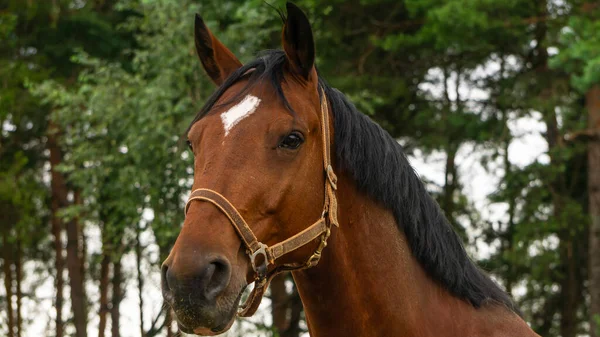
[2,1,134,336]
[551,4,600,335]
[588,85,600,337]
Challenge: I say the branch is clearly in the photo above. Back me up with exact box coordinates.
[564,129,600,143]
[145,305,168,337]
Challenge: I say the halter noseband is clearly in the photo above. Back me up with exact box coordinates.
[184,87,339,317]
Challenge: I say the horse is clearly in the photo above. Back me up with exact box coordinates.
[160,3,540,336]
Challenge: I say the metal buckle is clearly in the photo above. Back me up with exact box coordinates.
[307,251,322,267]
[250,243,269,279]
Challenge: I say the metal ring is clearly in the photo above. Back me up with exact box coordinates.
[250,243,269,279]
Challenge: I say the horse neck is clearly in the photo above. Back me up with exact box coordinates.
[291,171,535,337]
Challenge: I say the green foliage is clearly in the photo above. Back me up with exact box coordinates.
[551,8,600,92]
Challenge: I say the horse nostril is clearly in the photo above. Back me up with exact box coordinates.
[161,264,172,298]
[203,258,231,301]
[161,256,231,305]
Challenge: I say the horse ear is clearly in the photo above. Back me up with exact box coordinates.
[194,14,243,86]
[282,2,315,80]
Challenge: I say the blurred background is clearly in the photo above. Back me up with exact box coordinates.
[1,0,599,336]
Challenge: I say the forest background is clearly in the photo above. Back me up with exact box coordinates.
[1,0,599,336]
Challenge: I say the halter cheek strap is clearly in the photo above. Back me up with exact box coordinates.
[184,87,338,317]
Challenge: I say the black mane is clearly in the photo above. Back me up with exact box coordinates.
[189,50,517,312]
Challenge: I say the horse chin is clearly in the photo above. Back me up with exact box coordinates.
[175,286,244,336]
[175,307,236,336]
[192,318,236,336]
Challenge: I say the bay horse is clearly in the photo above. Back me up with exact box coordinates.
[161,3,540,336]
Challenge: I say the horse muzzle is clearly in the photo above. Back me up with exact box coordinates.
[161,254,242,335]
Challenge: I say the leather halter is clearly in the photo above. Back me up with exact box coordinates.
[184,87,339,317]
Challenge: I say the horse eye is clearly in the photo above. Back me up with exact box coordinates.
[279,132,304,150]
[186,140,193,151]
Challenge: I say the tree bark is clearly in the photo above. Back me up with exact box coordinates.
[48,122,65,337]
[111,258,123,337]
[588,85,600,337]
[46,122,67,337]
[2,230,15,337]
[271,273,289,333]
[440,67,461,234]
[284,284,303,337]
[15,238,22,337]
[98,253,110,337]
[443,148,457,221]
[500,87,516,295]
[48,122,87,337]
[270,274,302,337]
[544,103,578,337]
[559,235,579,337]
[165,309,174,337]
[532,1,582,334]
[66,217,87,337]
[545,102,579,337]
[51,216,65,337]
[136,225,146,337]
[77,190,86,293]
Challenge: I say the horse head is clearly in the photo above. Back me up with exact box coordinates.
[161,3,334,335]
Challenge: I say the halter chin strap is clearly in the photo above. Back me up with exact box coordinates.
[184,87,338,317]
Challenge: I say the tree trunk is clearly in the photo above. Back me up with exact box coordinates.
[440,67,461,234]
[284,284,303,337]
[545,103,579,337]
[501,102,516,296]
[588,85,600,337]
[49,121,87,337]
[77,190,86,294]
[98,253,110,337]
[136,225,145,337]
[66,217,87,337]
[51,217,65,337]
[48,122,65,337]
[559,237,579,337]
[443,148,457,220]
[271,273,289,333]
[15,238,22,337]
[2,230,15,337]
[497,55,516,295]
[111,258,123,337]
[532,1,582,334]
[270,274,302,337]
[166,309,174,337]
